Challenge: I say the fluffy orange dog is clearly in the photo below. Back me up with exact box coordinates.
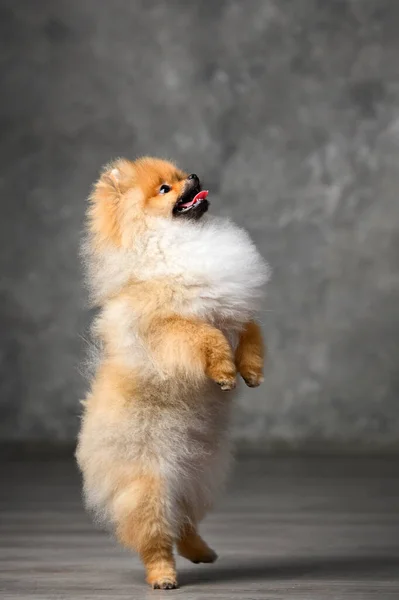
[76,157,269,589]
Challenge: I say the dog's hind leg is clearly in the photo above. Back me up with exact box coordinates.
[113,475,178,590]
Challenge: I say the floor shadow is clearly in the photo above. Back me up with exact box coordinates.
[179,555,399,586]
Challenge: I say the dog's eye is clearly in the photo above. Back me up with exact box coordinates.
[159,184,171,194]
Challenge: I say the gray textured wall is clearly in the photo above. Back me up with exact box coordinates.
[1,0,399,450]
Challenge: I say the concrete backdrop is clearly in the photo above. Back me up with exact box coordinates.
[1,0,398,451]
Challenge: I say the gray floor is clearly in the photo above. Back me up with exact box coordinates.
[1,456,399,599]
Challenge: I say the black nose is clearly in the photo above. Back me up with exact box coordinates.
[188,173,199,183]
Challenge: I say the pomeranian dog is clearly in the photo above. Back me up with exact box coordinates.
[76,157,269,589]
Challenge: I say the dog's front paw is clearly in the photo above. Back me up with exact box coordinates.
[241,369,264,388]
[207,360,237,392]
[217,377,237,391]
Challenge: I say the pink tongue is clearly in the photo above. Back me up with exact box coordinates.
[180,190,209,208]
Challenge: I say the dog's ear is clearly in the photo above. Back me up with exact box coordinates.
[87,158,134,247]
[98,159,135,195]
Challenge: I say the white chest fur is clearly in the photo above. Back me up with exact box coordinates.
[86,216,270,323]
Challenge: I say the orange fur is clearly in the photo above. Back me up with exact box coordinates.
[235,321,265,387]
[147,315,237,389]
[76,157,266,589]
[114,475,177,589]
[87,157,188,250]
[177,522,217,564]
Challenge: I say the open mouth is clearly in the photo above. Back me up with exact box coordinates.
[173,190,209,219]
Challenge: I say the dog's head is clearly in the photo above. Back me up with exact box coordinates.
[88,157,209,248]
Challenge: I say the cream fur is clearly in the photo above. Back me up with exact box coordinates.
[84,215,270,318]
[77,211,269,535]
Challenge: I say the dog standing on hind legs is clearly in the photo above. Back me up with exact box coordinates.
[76,157,270,589]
